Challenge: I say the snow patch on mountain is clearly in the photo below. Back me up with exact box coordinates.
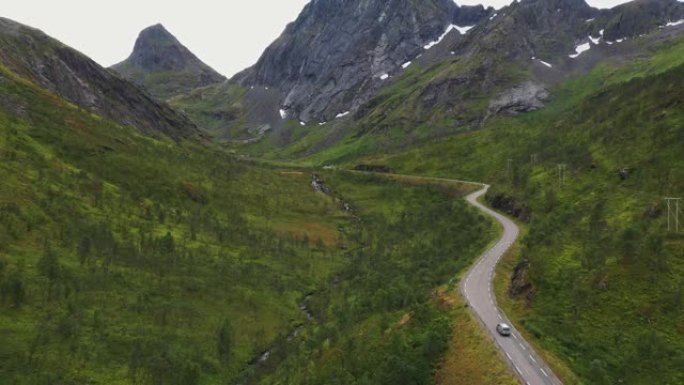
[569,42,591,59]
[538,59,553,68]
[423,24,475,50]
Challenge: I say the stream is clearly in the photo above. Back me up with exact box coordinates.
[237,294,315,385]
[236,173,356,384]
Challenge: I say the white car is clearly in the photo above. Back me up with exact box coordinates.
[496,323,512,336]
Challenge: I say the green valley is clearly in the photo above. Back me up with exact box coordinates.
[3,0,684,384]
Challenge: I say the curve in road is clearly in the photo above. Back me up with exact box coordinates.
[461,185,563,385]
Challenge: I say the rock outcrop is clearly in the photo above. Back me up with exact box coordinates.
[489,81,550,116]
[509,259,535,301]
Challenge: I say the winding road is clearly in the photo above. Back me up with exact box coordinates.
[461,185,562,385]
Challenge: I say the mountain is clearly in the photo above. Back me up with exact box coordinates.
[0,17,199,139]
[174,0,682,147]
[227,0,684,161]
[232,0,493,123]
[112,24,225,100]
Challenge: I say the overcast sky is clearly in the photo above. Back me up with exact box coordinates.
[4,0,633,78]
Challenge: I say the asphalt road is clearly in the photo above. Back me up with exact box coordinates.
[461,185,563,385]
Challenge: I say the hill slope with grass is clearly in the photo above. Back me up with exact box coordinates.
[0,48,355,384]
[353,35,684,384]
[0,18,199,140]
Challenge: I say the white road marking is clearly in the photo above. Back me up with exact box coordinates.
[506,352,512,360]
[520,342,526,350]
[515,365,523,375]
[512,334,518,340]
[541,368,548,377]
[529,355,536,363]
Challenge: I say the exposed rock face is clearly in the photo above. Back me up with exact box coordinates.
[509,259,535,301]
[487,193,532,223]
[597,0,684,41]
[354,0,682,131]
[112,24,225,100]
[489,81,550,116]
[177,0,684,149]
[311,174,332,195]
[0,18,199,139]
[232,0,492,122]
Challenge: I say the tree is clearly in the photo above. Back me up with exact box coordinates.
[1,270,26,308]
[38,243,60,283]
[77,236,91,266]
[644,233,667,272]
[161,232,175,255]
[588,359,609,385]
[216,319,232,363]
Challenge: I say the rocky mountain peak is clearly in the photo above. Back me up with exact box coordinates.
[112,24,225,99]
[127,24,186,71]
[232,0,493,122]
[597,0,684,41]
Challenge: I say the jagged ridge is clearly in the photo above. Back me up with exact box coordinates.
[232,0,493,122]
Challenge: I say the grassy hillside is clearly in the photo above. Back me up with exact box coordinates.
[169,82,252,140]
[355,37,684,384]
[0,61,354,384]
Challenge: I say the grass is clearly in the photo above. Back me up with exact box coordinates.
[434,287,518,385]
[169,82,252,140]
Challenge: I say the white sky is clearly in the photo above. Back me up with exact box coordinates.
[3,0,633,78]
